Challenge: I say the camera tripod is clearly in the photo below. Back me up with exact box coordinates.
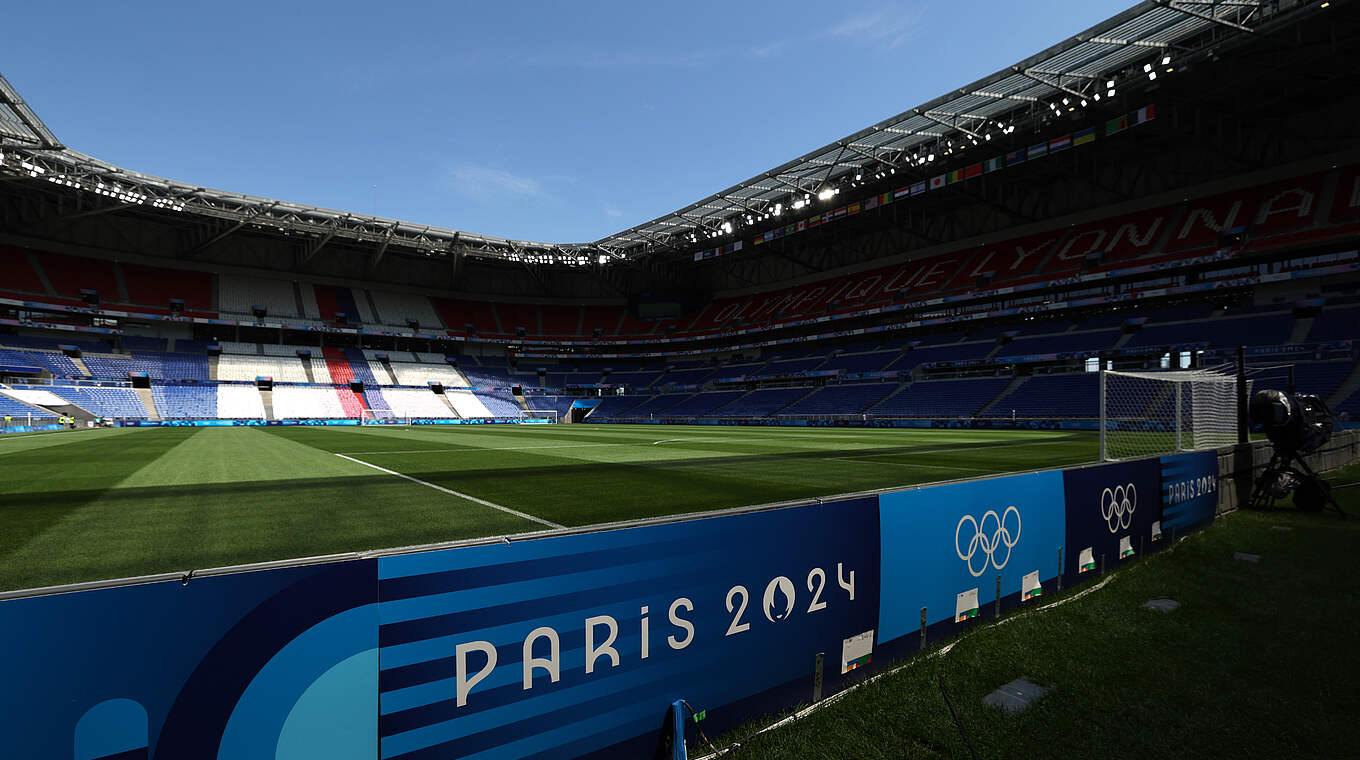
[1248,446,1347,517]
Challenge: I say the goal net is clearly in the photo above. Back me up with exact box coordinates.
[524,409,560,423]
[1100,368,1241,461]
[361,409,405,425]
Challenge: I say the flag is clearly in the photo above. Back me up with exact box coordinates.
[964,162,983,179]
[863,196,879,211]
[1006,148,1026,165]
[808,215,821,228]
[955,588,979,622]
[1151,520,1163,541]
[796,220,807,232]
[832,206,848,218]
[753,234,766,246]
[1028,142,1048,159]
[1133,103,1156,124]
[784,223,795,236]
[983,156,1004,173]
[894,186,911,199]
[930,174,947,190]
[880,192,894,206]
[846,202,862,215]
[1022,570,1043,601]
[1049,134,1071,152]
[948,168,965,184]
[1119,535,1135,559]
[1072,127,1096,147]
[910,180,927,195]
[1105,114,1130,136]
[1078,546,1096,573]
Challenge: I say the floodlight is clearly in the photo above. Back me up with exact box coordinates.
[1106,79,1115,88]
[598,254,608,264]
[817,187,834,201]
[1148,71,1157,80]
[1161,55,1171,65]
[1143,63,1152,72]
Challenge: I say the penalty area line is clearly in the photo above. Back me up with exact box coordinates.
[333,453,563,529]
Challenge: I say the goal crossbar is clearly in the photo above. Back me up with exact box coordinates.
[1100,367,1241,461]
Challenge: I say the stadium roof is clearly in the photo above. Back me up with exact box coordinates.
[0,0,1313,267]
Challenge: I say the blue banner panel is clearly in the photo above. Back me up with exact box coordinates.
[1060,459,1163,583]
[0,560,377,760]
[1159,451,1219,534]
[877,471,1066,645]
[374,497,880,760]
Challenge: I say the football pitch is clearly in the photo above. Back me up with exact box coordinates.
[0,424,1097,593]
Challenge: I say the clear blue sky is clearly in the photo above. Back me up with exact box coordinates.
[6,0,1132,244]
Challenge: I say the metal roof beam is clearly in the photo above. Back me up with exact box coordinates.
[1160,1,1257,32]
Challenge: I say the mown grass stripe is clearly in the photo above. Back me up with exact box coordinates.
[334,453,563,529]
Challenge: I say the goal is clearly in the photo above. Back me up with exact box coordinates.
[361,409,406,425]
[524,409,560,423]
[1100,367,1241,461]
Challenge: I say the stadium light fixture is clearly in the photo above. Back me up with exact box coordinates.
[598,254,608,264]
[817,187,835,201]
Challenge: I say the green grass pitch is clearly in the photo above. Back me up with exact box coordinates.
[0,424,1097,592]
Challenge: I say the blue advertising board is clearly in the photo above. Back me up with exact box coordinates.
[1060,459,1163,584]
[375,497,880,759]
[1158,451,1219,533]
[0,560,376,760]
[878,471,1066,647]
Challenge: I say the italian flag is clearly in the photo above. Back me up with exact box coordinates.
[955,588,980,622]
[983,156,1004,173]
[844,654,872,671]
[1119,535,1135,559]
[1079,547,1096,573]
[1022,570,1043,601]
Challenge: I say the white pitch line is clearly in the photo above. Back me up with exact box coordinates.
[333,453,563,529]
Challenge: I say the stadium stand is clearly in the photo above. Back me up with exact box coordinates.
[708,387,810,417]
[370,289,441,328]
[0,392,55,420]
[79,387,148,419]
[0,245,47,295]
[869,378,1011,418]
[218,275,298,317]
[152,385,217,419]
[985,373,1100,418]
[377,388,453,419]
[473,389,524,417]
[216,385,266,419]
[272,385,348,419]
[38,253,118,300]
[121,263,213,311]
[217,355,309,383]
[584,396,646,419]
[778,383,900,416]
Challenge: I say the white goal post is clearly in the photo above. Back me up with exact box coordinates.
[1100,367,1241,461]
[524,409,560,423]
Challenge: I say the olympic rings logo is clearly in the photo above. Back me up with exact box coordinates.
[955,506,1022,578]
[1100,483,1136,533]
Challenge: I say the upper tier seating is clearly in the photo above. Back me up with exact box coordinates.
[388,362,468,387]
[585,396,647,419]
[371,289,442,328]
[38,253,119,300]
[0,245,47,294]
[218,275,299,317]
[121,263,213,311]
